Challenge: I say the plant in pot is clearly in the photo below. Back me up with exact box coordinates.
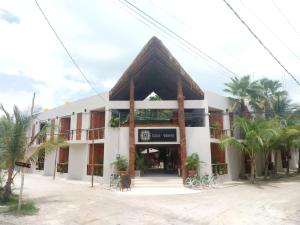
[185,153,200,177]
[113,156,129,176]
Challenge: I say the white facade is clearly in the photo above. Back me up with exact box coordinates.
[27,37,298,185]
[27,88,246,183]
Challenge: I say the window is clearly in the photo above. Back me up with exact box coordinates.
[111,109,130,126]
[184,109,205,127]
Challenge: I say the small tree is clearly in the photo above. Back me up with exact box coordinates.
[274,127,300,174]
[113,156,129,172]
[0,103,66,203]
[220,117,275,183]
[185,153,200,171]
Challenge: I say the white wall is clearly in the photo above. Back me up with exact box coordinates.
[29,88,243,183]
[44,150,57,176]
[67,144,88,180]
[185,127,211,176]
[35,93,108,121]
[206,91,230,110]
[226,147,243,180]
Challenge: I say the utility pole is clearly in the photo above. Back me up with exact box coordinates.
[53,118,61,180]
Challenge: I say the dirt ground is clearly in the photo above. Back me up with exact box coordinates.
[1,174,300,225]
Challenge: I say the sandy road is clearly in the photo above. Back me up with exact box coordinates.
[0,174,300,225]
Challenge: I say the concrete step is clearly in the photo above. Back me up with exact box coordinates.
[133,176,184,188]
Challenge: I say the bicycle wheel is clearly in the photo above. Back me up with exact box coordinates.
[192,177,201,188]
[210,175,218,187]
[185,177,193,187]
[201,175,209,188]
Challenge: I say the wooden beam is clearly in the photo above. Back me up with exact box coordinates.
[177,78,187,179]
[129,78,135,177]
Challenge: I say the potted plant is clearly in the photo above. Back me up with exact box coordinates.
[113,156,129,176]
[185,153,200,177]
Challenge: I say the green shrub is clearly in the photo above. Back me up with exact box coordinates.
[113,156,128,171]
[185,153,200,171]
[135,153,146,170]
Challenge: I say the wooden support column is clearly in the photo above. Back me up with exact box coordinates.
[177,78,187,179]
[129,79,135,177]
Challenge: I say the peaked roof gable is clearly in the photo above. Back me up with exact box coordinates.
[109,36,204,100]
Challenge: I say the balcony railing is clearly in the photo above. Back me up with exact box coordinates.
[87,164,103,176]
[59,130,73,141]
[210,128,230,139]
[30,127,105,144]
[57,162,68,173]
[87,128,105,140]
[212,163,228,175]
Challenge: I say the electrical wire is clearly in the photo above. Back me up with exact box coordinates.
[240,0,300,61]
[118,0,238,78]
[113,0,227,77]
[147,0,240,62]
[222,0,300,88]
[272,0,300,39]
[34,0,111,106]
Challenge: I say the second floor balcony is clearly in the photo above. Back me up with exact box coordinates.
[210,127,231,139]
[32,127,105,145]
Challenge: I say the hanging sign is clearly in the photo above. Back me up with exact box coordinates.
[138,128,177,142]
[15,161,31,168]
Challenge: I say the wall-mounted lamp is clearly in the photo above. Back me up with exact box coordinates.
[56,116,58,119]
[116,154,120,159]
[72,112,75,115]
[84,109,87,113]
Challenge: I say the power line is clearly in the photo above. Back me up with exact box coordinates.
[222,0,300,88]
[147,0,239,62]
[34,0,110,106]
[119,0,238,78]
[239,0,300,61]
[271,0,300,39]
[114,0,228,78]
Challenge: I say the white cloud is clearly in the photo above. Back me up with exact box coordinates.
[0,0,299,114]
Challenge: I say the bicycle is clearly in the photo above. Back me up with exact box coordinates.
[209,173,218,187]
[184,174,218,189]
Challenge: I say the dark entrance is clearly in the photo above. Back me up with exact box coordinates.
[135,145,180,176]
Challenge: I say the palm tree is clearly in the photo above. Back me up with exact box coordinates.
[259,118,280,179]
[0,104,66,202]
[249,78,288,117]
[220,117,276,183]
[274,127,300,174]
[224,75,257,117]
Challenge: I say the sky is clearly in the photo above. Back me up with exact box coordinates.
[0,0,299,114]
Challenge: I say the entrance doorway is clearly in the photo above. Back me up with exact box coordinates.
[135,145,180,176]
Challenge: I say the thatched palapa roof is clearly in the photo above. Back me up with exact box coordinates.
[109,37,204,100]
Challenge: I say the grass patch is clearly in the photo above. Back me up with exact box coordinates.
[0,194,39,216]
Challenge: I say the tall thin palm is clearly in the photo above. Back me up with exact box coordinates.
[224,75,257,117]
[250,78,288,117]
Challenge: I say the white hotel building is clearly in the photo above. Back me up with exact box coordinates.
[28,37,296,184]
